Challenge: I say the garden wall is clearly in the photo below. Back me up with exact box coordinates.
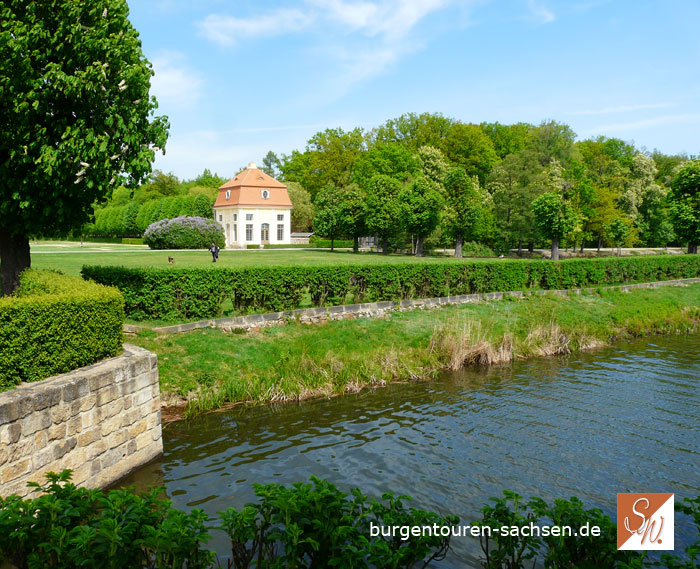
[0,344,162,498]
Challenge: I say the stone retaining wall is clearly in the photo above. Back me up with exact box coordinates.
[0,344,162,498]
[121,277,700,337]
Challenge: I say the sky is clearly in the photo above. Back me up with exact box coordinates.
[126,0,700,181]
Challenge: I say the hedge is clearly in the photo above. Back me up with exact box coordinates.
[0,270,124,391]
[81,255,700,321]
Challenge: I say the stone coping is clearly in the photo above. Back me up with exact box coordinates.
[122,277,700,336]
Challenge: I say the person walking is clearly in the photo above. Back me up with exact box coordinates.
[209,242,220,262]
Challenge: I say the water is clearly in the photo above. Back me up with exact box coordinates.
[121,334,700,566]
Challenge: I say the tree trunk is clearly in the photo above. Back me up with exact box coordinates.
[689,243,698,254]
[353,235,359,253]
[551,236,560,261]
[617,244,622,257]
[580,240,584,254]
[415,235,424,257]
[454,234,463,258]
[0,230,31,296]
[597,235,602,253]
[517,236,523,257]
[528,241,534,253]
[381,238,389,254]
[331,236,334,251]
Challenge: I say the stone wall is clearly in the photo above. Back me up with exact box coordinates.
[0,344,162,498]
[122,277,700,337]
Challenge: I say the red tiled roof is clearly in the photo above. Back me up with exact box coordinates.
[214,165,292,208]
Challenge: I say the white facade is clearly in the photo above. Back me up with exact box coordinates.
[215,206,292,248]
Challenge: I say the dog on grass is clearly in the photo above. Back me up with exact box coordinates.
[168,256,174,264]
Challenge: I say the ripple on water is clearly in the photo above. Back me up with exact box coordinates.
[119,334,700,568]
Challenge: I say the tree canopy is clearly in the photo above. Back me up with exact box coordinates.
[0,0,168,294]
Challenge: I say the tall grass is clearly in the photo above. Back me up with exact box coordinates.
[131,285,700,418]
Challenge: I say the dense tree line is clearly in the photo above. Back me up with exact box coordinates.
[90,113,698,257]
[274,113,696,257]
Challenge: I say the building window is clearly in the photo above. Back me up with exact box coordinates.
[246,224,253,241]
[277,214,284,221]
[261,189,270,199]
[225,190,231,200]
[233,224,238,241]
[246,213,253,221]
[277,224,284,241]
[233,214,237,221]
[219,215,223,222]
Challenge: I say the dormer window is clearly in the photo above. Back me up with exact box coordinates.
[225,190,231,200]
[261,189,270,199]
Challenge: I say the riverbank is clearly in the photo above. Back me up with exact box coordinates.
[130,284,700,418]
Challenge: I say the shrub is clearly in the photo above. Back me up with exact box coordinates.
[0,471,457,569]
[121,237,144,245]
[82,255,700,321]
[143,216,224,250]
[309,236,354,248]
[0,270,124,390]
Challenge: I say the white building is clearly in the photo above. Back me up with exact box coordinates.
[213,163,293,248]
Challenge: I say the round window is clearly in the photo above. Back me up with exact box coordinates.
[261,189,270,199]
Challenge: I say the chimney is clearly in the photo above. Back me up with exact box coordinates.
[248,162,257,169]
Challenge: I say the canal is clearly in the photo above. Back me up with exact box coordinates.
[121,334,700,566]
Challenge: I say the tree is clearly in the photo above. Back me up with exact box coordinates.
[528,120,578,168]
[669,159,700,254]
[261,151,281,178]
[481,122,533,159]
[352,142,420,190]
[531,192,577,260]
[369,112,454,151]
[443,167,490,258]
[121,201,141,236]
[443,123,499,185]
[337,183,367,253]
[416,145,449,186]
[399,177,443,256]
[287,182,314,232]
[0,0,168,295]
[313,184,343,250]
[606,218,631,257]
[364,175,404,253]
[191,194,212,219]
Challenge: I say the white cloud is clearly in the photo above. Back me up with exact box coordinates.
[150,52,203,110]
[527,0,555,24]
[197,8,312,46]
[308,0,379,29]
[586,114,700,134]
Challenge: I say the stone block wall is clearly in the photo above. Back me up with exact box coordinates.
[0,344,162,498]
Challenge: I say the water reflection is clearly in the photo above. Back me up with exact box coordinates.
[121,335,700,567]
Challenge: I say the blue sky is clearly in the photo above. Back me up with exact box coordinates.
[127,0,700,180]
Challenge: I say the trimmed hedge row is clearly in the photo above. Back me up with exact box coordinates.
[81,255,700,321]
[0,270,124,391]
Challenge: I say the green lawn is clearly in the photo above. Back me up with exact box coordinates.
[30,240,486,277]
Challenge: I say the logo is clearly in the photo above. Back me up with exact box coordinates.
[617,493,674,550]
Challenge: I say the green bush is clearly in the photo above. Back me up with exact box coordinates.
[143,216,224,250]
[81,255,700,321]
[309,236,354,248]
[2,472,698,568]
[121,237,144,245]
[0,471,457,569]
[0,270,124,390]
[246,244,260,249]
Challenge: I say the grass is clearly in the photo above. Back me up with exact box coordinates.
[129,283,700,418]
[30,240,481,278]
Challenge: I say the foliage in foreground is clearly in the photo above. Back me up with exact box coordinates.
[0,471,456,569]
[0,472,698,568]
[475,491,700,569]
